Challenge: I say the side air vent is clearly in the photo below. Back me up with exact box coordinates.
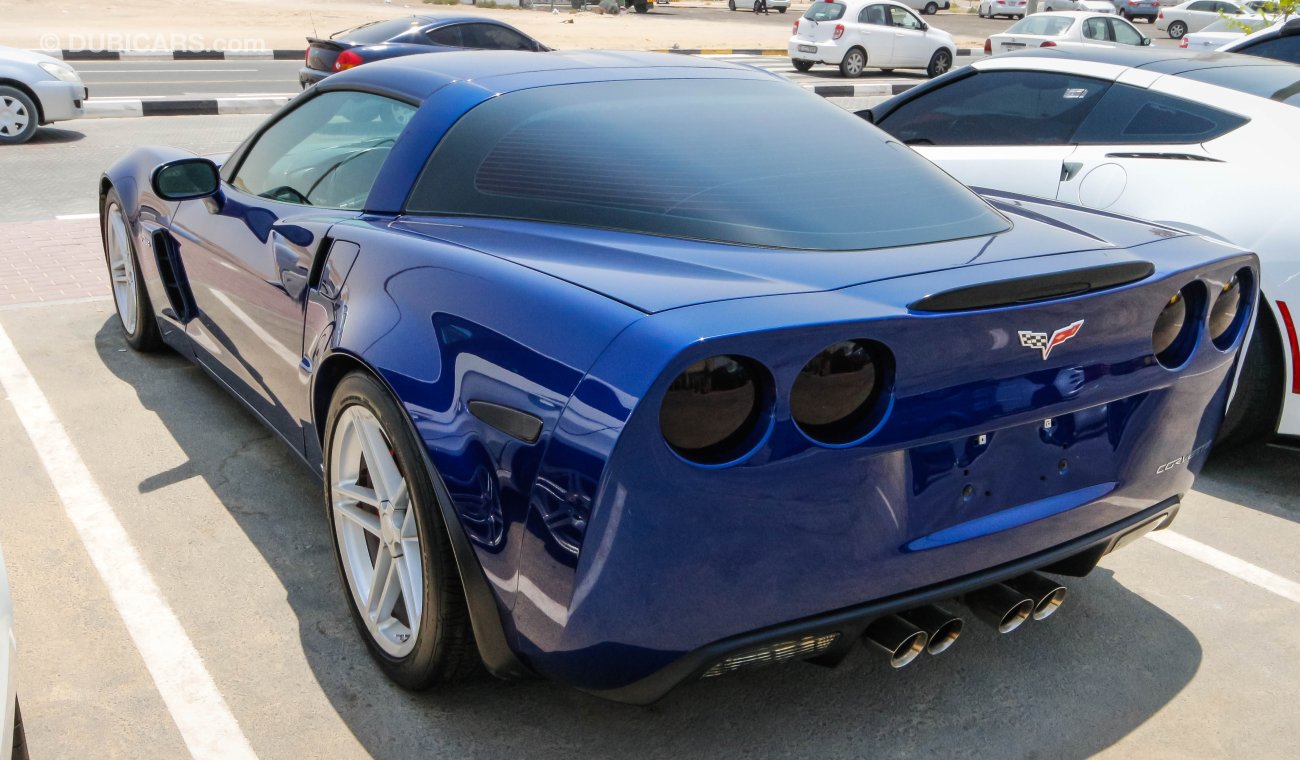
[908,262,1155,313]
[150,230,197,322]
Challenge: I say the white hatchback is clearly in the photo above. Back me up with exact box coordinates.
[789,0,957,78]
[985,12,1151,54]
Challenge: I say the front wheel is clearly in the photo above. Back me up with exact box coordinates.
[839,47,867,78]
[778,5,787,11]
[924,1,939,13]
[0,85,38,145]
[728,0,736,8]
[634,0,649,12]
[101,190,163,352]
[792,59,815,72]
[325,371,480,688]
[1168,21,1187,39]
[926,48,952,78]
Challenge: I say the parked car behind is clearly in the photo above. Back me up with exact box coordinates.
[0,46,85,145]
[789,0,956,78]
[300,15,548,89]
[984,12,1150,54]
[1040,0,1116,13]
[1220,17,1300,62]
[978,0,1028,18]
[866,47,1300,448]
[1178,17,1269,49]
[897,0,952,14]
[1113,0,1161,22]
[728,0,793,11]
[1156,0,1257,39]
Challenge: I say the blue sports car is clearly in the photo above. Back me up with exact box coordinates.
[100,51,1256,703]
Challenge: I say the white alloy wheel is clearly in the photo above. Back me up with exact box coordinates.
[0,94,30,138]
[105,202,139,335]
[331,405,424,658]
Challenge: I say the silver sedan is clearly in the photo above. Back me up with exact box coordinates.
[0,46,85,145]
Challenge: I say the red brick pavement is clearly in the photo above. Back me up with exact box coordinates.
[0,219,108,307]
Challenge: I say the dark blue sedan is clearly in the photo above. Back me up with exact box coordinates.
[100,51,1254,703]
[299,15,548,88]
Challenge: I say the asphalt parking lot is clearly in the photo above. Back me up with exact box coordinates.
[1,32,1299,760]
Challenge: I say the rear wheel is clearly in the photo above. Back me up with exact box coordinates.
[926,48,953,78]
[0,85,38,145]
[1168,21,1187,39]
[924,2,939,13]
[101,190,163,352]
[634,0,649,12]
[840,47,867,78]
[792,59,815,72]
[325,371,480,688]
[728,0,736,8]
[778,6,787,11]
[1215,303,1285,451]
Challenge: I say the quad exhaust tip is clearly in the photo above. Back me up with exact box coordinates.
[1005,572,1068,621]
[965,583,1034,634]
[900,604,963,655]
[863,615,928,668]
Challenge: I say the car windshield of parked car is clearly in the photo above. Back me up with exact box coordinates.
[804,1,847,21]
[1176,64,1300,107]
[1007,16,1075,35]
[406,79,1009,251]
[332,17,420,43]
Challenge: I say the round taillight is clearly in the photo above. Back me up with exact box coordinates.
[660,355,767,464]
[791,339,892,444]
[1209,268,1251,350]
[1153,286,1200,368]
[334,50,364,72]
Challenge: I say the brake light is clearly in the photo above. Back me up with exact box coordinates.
[1158,10,1164,18]
[834,24,845,40]
[1128,0,1137,4]
[333,49,363,72]
[1179,37,1189,48]
[1040,40,1057,47]
[794,19,799,33]
[984,37,992,54]
[1278,301,1300,394]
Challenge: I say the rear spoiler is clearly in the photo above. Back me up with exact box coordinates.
[305,37,354,51]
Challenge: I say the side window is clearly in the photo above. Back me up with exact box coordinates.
[1109,18,1144,46]
[861,4,888,24]
[232,91,415,209]
[1072,84,1249,144]
[427,25,465,47]
[1083,18,1110,41]
[465,24,536,51]
[1187,1,1214,10]
[1236,35,1300,64]
[888,6,924,30]
[1217,1,1241,12]
[875,71,1111,146]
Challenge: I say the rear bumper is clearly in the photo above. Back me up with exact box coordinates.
[788,39,844,65]
[299,66,330,89]
[587,497,1180,704]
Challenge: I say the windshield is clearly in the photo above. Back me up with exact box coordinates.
[803,1,847,21]
[406,79,1009,251]
[1007,16,1075,36]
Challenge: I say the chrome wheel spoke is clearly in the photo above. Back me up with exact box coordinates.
[356,417,402,502]
[394,551,422,625]
[334,480,382,509]
[335,500,382,536]
[366,549,397,622]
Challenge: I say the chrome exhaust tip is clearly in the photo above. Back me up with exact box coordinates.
[964,584,1033,633]
[863,615,928,668]
[1005,572,1068,621]
[900,604,963,655]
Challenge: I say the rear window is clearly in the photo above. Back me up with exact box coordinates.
[1073,84,1249,143]
[1233,35,1300,65]
[1176,64,1300,107]
[332,17,421,43]
[804,2,847,21]
[406,79,1008,251]
[1006,16,1075,36]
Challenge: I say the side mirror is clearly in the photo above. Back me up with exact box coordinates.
[1141,36,1152,46]
[920,22,929,31]
[152,157,220,201]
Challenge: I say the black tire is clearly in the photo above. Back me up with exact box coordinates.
[1215,303,1285,451]
[880,67,895,73]
[1168,21,1187,39]
[926,48,953,78]
[924,2,939,14]
[12,699,27,760]
[792,59,815,72]
[100,187,164,352]
[839,47,867,78]
[778,6,787,11]
[634,0,649,12]
[324,371,480,688]
[0,85,38,145]
[729,0,736,8]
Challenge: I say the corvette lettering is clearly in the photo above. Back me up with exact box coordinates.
[1019,320,1085,360]
[1156,442,1213,474]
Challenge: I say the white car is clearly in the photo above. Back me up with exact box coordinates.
[1,544,23,760]
[1040,0,1116,13]
[1178,17,1270,49]
[727,0,793,12]
[898,0,952,14]
[979,0,1029,18]
[1219,16,1300,63]
[867,49,1300,446]
[1156,0,1257,39]
[789,0,957,78]
[0,46,85,145]
[985,12,1150,54]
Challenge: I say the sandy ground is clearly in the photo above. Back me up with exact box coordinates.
[0,0,804,51]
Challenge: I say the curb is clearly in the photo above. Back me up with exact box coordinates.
[83,96,293,119]
[39,49,305,61]
[659,47,982,56]
[803,82,916,98]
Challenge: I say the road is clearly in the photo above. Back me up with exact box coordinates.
[0,110,1298,758]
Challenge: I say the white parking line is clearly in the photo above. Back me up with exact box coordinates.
[0,324,257,760]
[1147,529,1300,605]
[54,213,99,221]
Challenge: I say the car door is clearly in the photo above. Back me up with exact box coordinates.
[857,4,896,64]
[885,5,931,66]
[1107,16,1148,47]
[1080,16,1114,48]
[169,90,416,447]
[426,23,467,49]
[1183,1,1219,31]
[874,69,1112,199]
[1056,82,1247,215]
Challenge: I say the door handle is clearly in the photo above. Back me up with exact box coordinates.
[1061,161,1084,182]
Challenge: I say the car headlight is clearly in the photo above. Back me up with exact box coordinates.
[660,355,767,464]
[790,339,891,444]
[38,61,82,84]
